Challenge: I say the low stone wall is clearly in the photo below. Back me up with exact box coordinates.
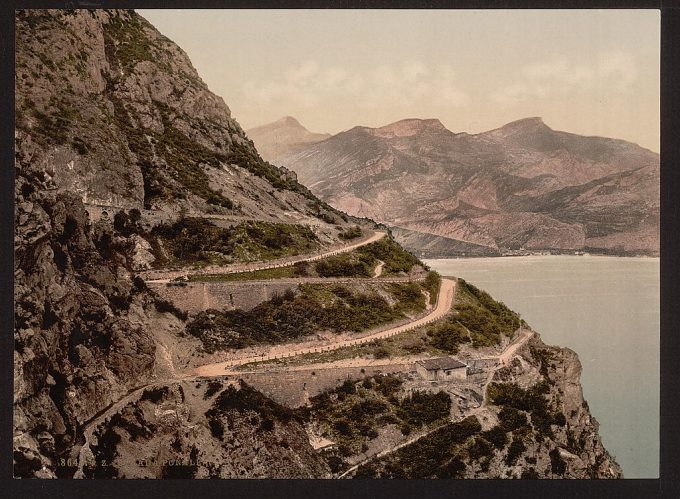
[148,280,300,313]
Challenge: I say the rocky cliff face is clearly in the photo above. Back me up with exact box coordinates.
[13,9,342,479]
[247,116,331,163]
[13,189,159,478]
[275,117,659,257]
[346,335,622,479]
[483,336,622,479]
[79,381,330,479]
[15,10,340,224]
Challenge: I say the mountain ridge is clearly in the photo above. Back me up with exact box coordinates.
[272,117,659,257]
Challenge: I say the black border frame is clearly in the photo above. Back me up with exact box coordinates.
[2,1,678,497]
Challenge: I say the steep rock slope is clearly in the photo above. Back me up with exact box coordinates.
[277,118,659,256]
[247,116,330,162]
[348,336,622,479]
[13,190,159,478]
[15,10,340,225]
[14,9,622,480]
[80,381,330,479]
[13,9,336,478]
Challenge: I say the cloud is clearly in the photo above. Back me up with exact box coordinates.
[241,59,469,112]
[359,62,470,109]
[490,51,638,105]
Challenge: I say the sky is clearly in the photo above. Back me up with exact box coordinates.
[138,9,660,152]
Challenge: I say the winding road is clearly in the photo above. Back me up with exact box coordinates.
[142,230,387,282]
[148,275,425,285]
[193,278,456,376]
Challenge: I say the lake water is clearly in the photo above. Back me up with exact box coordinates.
[424,255,659,478]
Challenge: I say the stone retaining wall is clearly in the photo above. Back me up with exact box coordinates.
[148,280,300,313]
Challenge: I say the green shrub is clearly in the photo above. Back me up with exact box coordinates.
[505,437,526,465]
[186,284,418,352]
[489,381,563,438]
[113,209,144,237]
[373,347,390,359]
[204,380,223,399]
[423,271,441,305]
[333,418,353,436]
[482,425,508,450]
[456,280,521,346]
[549,448,567,475]
[498,406,529,432]
[530,345,555,378]
[293,261,311,277]
[397,391,451,428]
[389,282,426,313]
[366,416,482,478]
[339,226,363,240]
[426,320,470,354]
[356,238,421,275]
[467,437,493,461]
[104,13,155,74]
[154,298,188,321]
[315,253,373,277]
[150,218,319,266]
[373,375,403,397]
[206,382,294,424]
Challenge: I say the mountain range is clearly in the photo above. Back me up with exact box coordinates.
[259,116,659,256]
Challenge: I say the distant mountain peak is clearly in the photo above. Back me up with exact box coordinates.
[372,118,450,138]
[275,116,303,127]
[276,114,659,258]
[494,117,551,133]
[246,116,330,161]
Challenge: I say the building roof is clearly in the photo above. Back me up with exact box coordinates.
[417,357,467,371]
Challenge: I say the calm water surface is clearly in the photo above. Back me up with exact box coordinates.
[424,255,659,478]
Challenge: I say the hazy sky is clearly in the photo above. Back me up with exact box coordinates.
[139,9,660,152]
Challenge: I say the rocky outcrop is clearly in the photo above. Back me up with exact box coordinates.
[247,116,331,163]
[345,335,622,479]
[491,336,623,479]
[81,381,330,479]
[15,10,341,225]
[13,187,159,478]
[276,117,659,257]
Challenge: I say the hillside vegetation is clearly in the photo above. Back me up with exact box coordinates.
[151,217,319,266]
[298,375,452,468]
[355,416,483,478]
[314,237,424,277]
[447,279,523,348]
[186,282,429,352]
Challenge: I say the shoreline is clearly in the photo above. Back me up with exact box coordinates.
[424,254,660,263]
